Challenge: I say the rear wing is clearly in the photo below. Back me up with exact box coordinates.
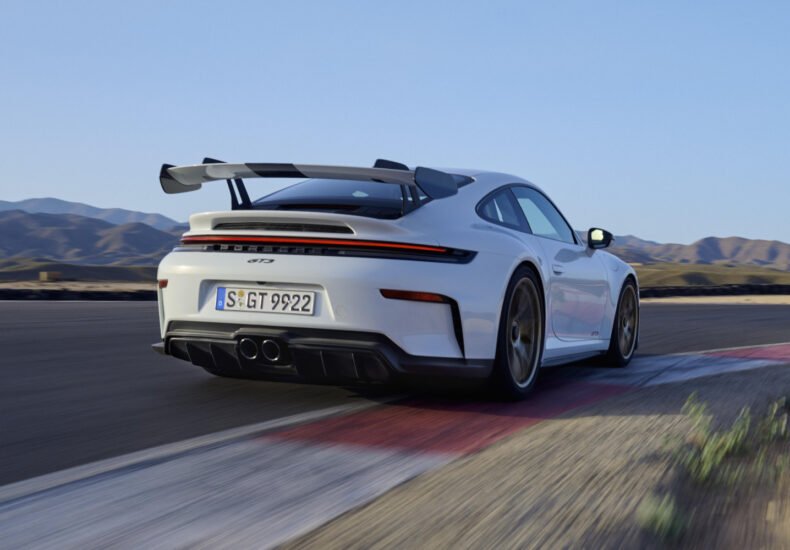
[159,161,462,203]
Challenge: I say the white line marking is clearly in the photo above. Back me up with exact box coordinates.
[0,439,455,549]
[673,341,790,356]
[0,400,385,504]
[645,358,781,386]
[573,342,790,388]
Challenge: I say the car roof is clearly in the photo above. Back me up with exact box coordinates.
[437,168,546,198]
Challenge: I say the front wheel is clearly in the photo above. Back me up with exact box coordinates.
[604,280,639,367]
[492,267,545,400]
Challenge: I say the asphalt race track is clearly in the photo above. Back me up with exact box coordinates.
[2,301,789,486]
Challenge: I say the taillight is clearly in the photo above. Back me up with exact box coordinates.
[380,288,465,355]
[380,289,449,303]
[158,279,168,289]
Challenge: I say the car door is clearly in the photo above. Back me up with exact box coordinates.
[509,186,610,341]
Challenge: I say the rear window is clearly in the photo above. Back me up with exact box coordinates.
[256,179,403,204]
[253,175,473,219]
[254,179,416,219]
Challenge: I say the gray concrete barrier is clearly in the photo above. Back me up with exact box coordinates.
[0,289,157,301]
[639,284,790,298]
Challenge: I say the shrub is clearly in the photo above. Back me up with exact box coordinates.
[637,494,686,540]
[677,393,750,483]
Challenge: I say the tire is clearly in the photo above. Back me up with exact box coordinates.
[604,279,639,367]
[491,266,545,400]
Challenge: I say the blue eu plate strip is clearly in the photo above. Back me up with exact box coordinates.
[215,287,227,310]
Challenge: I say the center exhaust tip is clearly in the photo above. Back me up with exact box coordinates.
[239,338,259,360]
[261,339,281,362]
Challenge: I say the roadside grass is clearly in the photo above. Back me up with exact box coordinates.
[0,258,156,282]
[638,393,789,542]
[633,262,790,288]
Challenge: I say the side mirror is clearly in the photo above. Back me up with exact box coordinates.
[587,227,613,249]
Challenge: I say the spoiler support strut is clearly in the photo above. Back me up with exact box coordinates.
[204,157,251,210]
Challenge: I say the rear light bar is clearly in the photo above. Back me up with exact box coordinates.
[181,235,445,253]
[178,235,476,264]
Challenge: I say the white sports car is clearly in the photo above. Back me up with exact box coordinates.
[153,158,639,399]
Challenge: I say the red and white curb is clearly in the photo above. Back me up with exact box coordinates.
[1,343,789,548]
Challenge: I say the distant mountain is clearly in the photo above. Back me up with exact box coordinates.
[0,210,178,265]
[609,235,790,270]
[613,235,662,248]
[0,197,180,231]
[0,200,788,272]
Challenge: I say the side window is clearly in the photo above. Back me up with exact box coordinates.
[511,187,576,244]
[478,189,522,228]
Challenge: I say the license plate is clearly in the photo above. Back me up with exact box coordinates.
[215,287,315,315]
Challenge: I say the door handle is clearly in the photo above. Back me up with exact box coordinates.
[552,264,564,275]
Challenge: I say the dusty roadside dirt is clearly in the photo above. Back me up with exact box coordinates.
[284,365,790,549]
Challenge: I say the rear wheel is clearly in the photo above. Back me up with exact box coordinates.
[604,280,639,367]
[492,267,545,400]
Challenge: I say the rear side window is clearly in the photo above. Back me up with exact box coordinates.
[477,189,521,227]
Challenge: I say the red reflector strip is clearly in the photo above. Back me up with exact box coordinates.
[380,289,448,303]
[157,279,168,289]
[181,235,448,254]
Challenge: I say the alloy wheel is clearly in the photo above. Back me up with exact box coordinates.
[505,278,542,388]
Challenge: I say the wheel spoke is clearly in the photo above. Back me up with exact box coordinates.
[509,345,522,380]
[518,350,528,381]
[514,292,529,320]
[519,339,532,366]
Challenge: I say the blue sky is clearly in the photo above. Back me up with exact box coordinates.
[0,1,787,244]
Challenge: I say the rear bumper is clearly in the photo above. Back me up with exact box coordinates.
[156,249,515,360]
[154,321,493,383]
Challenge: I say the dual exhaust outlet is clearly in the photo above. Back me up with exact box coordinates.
[238,337,281,363]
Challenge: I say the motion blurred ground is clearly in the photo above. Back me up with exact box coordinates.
[3,302,790,546]
[286,364,790,549]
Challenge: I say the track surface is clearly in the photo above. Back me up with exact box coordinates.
[2,301,788,485]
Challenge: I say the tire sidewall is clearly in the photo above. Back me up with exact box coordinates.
[492,266,545,399]
[607,279,639,366]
